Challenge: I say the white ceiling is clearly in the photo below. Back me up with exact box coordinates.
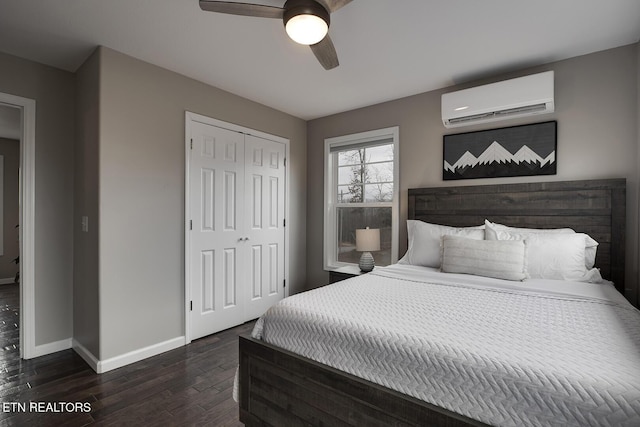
[0,0,639,120]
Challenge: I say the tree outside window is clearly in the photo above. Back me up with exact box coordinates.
[324,127,399,271]
[335,144,394,266]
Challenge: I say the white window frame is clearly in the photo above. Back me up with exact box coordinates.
[324,127,399,271]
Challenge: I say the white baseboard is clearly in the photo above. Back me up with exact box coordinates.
[97,336,185,373]
[74,336,186,374]
[32,338,72,358]
[0,277,16,285]
[72,339,100,372]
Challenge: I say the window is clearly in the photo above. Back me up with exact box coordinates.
[324,127,399,270]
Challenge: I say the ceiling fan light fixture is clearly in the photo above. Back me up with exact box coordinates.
[285,14,328,45]
[283,0,330,45]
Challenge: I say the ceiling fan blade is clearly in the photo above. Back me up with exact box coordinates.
[199,1,284,19]
[310,35,339,70]
[316,0,353,13]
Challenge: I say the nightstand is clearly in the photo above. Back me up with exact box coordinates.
[327,266,365,284]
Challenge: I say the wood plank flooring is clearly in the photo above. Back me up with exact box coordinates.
[0,283,252,426]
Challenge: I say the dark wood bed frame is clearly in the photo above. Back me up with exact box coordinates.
[239,178,626,426]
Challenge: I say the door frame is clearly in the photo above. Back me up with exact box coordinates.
[0,93,36,358]
[184,111,290,343]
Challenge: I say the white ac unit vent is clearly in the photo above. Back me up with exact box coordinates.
[441,71,554,128]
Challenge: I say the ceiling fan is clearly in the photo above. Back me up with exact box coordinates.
[199,0,353,70]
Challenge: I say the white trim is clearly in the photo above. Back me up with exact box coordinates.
[97,336,185,374]
[0,278,15,285]
[184,113,192,344]
[0,93,36,359]
[284,134,290,298]
[72,340,100,372]
[73,336,185,374]
[184,111,290,342]
[324,126,400,271]
[33,338,72,358]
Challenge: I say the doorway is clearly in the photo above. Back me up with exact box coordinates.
[0,93,36,359]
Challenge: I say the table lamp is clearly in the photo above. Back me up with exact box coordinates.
[356,227,380,272]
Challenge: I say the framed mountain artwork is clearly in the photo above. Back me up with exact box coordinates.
[443,121,557,180]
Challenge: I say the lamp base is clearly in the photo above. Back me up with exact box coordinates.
[359,252,375,272]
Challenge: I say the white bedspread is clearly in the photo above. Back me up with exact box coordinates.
[251,264,640,427]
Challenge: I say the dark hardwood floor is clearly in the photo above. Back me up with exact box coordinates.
[0,283,252,426]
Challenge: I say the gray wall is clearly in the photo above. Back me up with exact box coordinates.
[74,49,101,357]
[0,51,75,345]
[307,44,639,306]
[0,138,19,282]
[97,47,307,359]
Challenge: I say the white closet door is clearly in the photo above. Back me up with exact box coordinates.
[190,122,246,340]
[243,135,286,320]
[189,121,286,340]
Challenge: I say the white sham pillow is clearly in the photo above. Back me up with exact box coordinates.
[584,242,598,270]
[484,220,599,269]
[441,235,527,281]
[399,220,484,268]
[488,229,603,282]
[484,219,575,238]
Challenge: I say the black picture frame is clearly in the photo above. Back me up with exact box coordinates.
[443,121,557,180]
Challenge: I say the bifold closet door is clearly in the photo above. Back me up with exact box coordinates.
[189,122,285,340]
[243,135,285,321]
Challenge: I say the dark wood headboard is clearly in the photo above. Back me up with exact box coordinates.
[408,179,626,293]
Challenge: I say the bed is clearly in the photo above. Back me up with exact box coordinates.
[238,178,637,426]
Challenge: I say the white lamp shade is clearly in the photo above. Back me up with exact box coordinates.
[356,228,380,252]
[285,14,328,45]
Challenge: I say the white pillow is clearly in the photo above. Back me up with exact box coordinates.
[441,235,527,281]
[399,220,484,268]
[484,219,575,239]
[488,229,603,282]
[484,220,599,269]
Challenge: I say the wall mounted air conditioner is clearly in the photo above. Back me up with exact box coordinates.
[441,71,554,128]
